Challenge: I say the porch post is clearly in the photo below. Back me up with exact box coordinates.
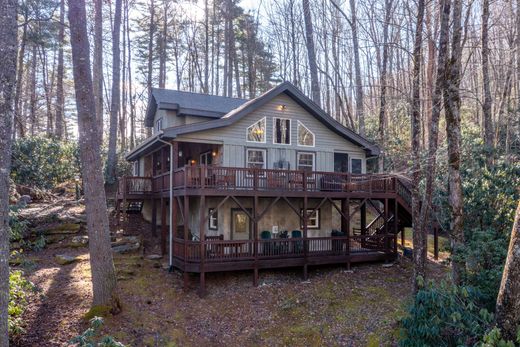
[303,195,308,280]
[183,194,189,290]
[394,199,398,255]
[161,197,167,255]
[172,141,179,170]
[151,198,157,237]
[171,195,178,271]
[199,195,206,296]
[384,198,389,254]
[360,201,366,235]
[253,195,259,286]
[343,198,351,270]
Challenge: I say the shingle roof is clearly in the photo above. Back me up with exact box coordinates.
[144,88,247,127]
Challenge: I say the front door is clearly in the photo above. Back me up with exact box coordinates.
[231,209,251,240]
[334,153,349,173]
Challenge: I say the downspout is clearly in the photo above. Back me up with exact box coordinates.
[157,135,174,272]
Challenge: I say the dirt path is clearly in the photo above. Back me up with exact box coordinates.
[14,210,448,347]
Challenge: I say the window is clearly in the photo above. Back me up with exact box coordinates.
[273,118,291,144]
[297,121,315,147]
[133,161,140,176]
[297,152,315,172]
[246,149,266,169]
[301,209,320,229]
[155,118,163,132]
[351,158,362,174]
[247,117,266,143]
[208,208,218,230]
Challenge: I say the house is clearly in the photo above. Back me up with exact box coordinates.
[118,82,413,295]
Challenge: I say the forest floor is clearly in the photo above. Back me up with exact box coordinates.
[12,198,449,347]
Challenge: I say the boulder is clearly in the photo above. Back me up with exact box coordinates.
[70,235,89,247]
[145,254,163,260]
[46,234,67,244]
[111,236,141,254]
[17,195,32,206]
[55,254,79,265]
[44,223,81,235]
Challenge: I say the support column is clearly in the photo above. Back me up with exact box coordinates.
[151,198,157,237]
[161,197,167,255]
[342,198,351,270]
[393,199,398,255]
[303,195,308,280]
[199,195,206,297]
[253,195,259,286]
[183,194,189,290]
[384,198,389,253]
[172,141,179,170]
[360,201,366,235]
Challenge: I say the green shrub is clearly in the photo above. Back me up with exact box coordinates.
[11,137,80,190]
[399,281,493,347]
[69,316,125,347]
[9,270,34,336]
[9,205,29,242]
[479,327,520,347]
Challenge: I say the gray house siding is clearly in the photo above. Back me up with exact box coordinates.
[175,94,367,173]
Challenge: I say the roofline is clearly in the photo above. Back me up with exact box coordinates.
[163,82,380,156]
[125,132,171,161]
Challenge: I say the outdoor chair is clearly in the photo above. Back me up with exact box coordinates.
[261,230,272,255]
[291,230,303,253]
[331,230,345,254]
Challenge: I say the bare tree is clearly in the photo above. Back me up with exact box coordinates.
[106,0,123,183]
[303,0,321,106]
[411,0,426,292]
[496,201,520,340]
[481,0,494,166]
[443,0,464,285]
[0,0,17,343]
[349,0,364,136]
[93,0,104,145]
[55,0,65,140]
[67,0,120,311]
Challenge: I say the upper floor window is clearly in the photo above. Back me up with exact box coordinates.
[246,148,266,169]
[297,121,315,147]
[247,117,266,143]
[155,118,163,132]
[273,118,291,145]
[351,158,362,174]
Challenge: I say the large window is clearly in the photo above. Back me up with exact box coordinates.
[297,152,315,172]
[351,158,362,174]
[297,121,315,147]
[246,149,266,169]
[273,118,291,144]
[247,117,266,143]
[300,209,320,229]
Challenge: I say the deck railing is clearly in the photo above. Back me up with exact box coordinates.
[172,234,395,263]
[117,176,153,197]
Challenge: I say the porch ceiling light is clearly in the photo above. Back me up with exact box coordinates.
[179,150,183,157]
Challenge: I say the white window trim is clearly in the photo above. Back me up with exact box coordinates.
[246,148,267,170]
[246,117,267,144]
[350,157,364,174]
[301,209,320,229]
[208,208,218,230]
[297,151,315,171]
[273,117,291,145]
[297,120,315,147]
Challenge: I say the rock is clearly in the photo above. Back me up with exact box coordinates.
[382,263,394,268]
[44,223,81,235]
[70,235,89,247]
[17,195,32,206]
[145,254,162,260]
[111,236,141,253]
[55,254,79,265]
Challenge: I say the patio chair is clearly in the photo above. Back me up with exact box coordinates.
[291,230,303,254]
[261,230,272,255]
[331,230,345,254]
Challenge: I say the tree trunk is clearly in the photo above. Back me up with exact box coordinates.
[443,0,464,285]
[0,0,17,344]
[419,0,451,253]
[349,0,364,136]
[30,45,37,136]
[106,0,122,184]
[496,201,520,340]
[93,0,104,145]
[481,0,494,166]
[302,0,321,106]
[67,0,120,311]
[411,0,426,293]
[126,0,135,149]
[55,0,65,140]
[14,12,28,139]
[377,0,393,172]
[145,0,155,137]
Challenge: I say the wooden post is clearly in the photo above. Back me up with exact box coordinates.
[172,141,179,170]
[384,198,389,253]
[161,197,167,255]
[172,197,178,256]
[253,195,259,286]
[303,195,308,280]
[183,194,189,290]
[401,227,406,247]
[199,195,206,296]
[433,226,439,260]
[393,199,398,255]
[360,201,366,235]
[151,198,157,237]
[343,197,351,270]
